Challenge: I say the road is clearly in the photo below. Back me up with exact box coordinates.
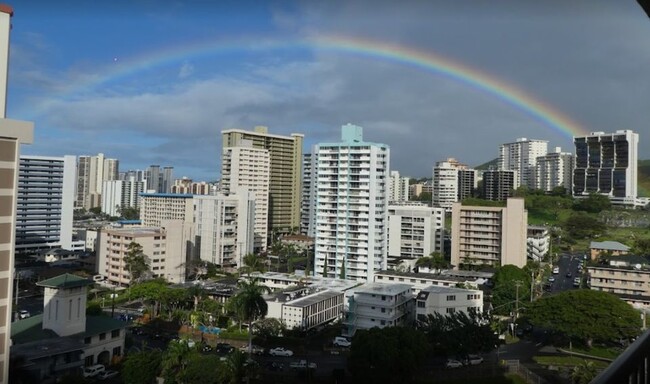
[547,252,584,293]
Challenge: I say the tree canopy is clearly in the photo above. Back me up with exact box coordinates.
[418,309,498,357]
[490,265,531,315]
[348,326,430,384]
[573,193,612,213]
[124,241,151,284]
[122,349,162,384]
[525,290,642,346]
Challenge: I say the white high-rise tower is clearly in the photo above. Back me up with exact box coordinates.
[499,138,548,189]
[314,124,389,281]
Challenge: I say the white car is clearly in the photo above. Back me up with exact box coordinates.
[445,359,463,368]
[269,347,294,357]
[97,370,119,380]
[466,355,484,365]
[552,267,560,274]
[332,336,351,348]
[18,310,30,319]
[548,276,555,283]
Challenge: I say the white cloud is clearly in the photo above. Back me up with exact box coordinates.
[178,61,194,79]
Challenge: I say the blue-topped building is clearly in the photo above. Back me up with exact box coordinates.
[312,124,390,282]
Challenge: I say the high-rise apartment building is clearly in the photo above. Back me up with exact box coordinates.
[573,130,639,204]
[387,202,445,262]
[499,138,548,189]
[451,198,527,268]
[16,156,76,257]
[170,177,212,195]
[482,170,516,201]
[536,147,574,194]
[101,179,145,217]
[139,193,194,227]
[388,170,410,202]
[193,190,255,268]
[300,153,317,237]
[432,158,474,210]
[1,6,34,382]
[144,165,174,193]
[222,126,304,234]
[221,140,271,251]
[76,153,119,210]
[314,124,389,281]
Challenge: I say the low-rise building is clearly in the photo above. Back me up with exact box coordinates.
[587,256,650,309]
[343,282,414,337]
[415,285,483,322]
[266,287,344,330]
[374,269,491,295]
[10,274,126,381]
[241,271,360,292]
[590,241,631,261]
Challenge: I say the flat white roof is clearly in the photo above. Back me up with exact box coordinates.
[354,282,412,295]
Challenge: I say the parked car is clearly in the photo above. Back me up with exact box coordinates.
[267,362,284,371]
[445,359,463,369]
[290,360,317,370]
[202,344,213,353]
[216,343,234,354]
[466,355,484,365]
[18,310,30,319]
[566,272,572,278]
[240,344,265,355]
[548,276,555,283]
[332,336,351,347]
[552,266,560,274]
[269,347,294,357]
[573,277,581,287]
[97,370,119,380]
[82,364,106,378]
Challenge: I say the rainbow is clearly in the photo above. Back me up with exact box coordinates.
[28,34,590,138]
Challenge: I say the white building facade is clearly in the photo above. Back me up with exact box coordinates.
[221,141,271,251]
[535,147,574,194]
[527,226,550,262]
[343,282,414,337]
[16,155,76,257]
[300,153,317,237]
[388,170,410,203]
[101,179,145,217]
[387,202,445,262]
[314,124,389,282]
[139,193,194,227]
[415,285,483,322]
[193,191,256,268]
[76,153,119,210]
[499,138,548,189]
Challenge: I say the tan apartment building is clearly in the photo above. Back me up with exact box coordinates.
[1,5,35,382]
[451,198,527,268]
[221,141,270,251]
[98,227,185,286]
[587,256,650,309]
[222,126,303,234]
[590,241,630,261]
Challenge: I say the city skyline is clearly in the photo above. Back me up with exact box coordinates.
[8,1,650,181]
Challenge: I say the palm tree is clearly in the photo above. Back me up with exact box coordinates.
[229,278,270,353]
[219,350,252,384]
[161,339,196,383]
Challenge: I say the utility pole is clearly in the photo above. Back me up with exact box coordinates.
[530,269,535,302]
[514,280,522,320]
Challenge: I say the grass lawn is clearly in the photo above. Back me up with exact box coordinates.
[569,345,622,360]
[533,355,610,369]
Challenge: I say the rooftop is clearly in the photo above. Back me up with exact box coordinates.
[140,193,194,198]
[10,336,85,361]
[282,289,343,308]
[37,273,93,289]
[591,241,631,252]
[354,282,412,295]
[11,314,127,345]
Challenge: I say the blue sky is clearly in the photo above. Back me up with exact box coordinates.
[7,0,650,181]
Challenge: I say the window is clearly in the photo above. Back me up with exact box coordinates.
[113,346,122,356]
[446,295,456,301]
[446,308,456,314]
[417,301,425,308]
[99,333,106,341]
[111,329,120,338]
[84,337,91,344]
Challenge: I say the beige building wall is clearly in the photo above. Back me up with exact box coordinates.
[98,227,170,286]
[140,194,194,227]
[1,5,34,383]
[588,266,650,298]
[222,126,303,233]
[451,198,527,268]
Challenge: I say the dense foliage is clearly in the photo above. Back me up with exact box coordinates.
[490,265,531,315]
[418,309,498,357]
[525,290,642,346]
[348,327,430,384]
